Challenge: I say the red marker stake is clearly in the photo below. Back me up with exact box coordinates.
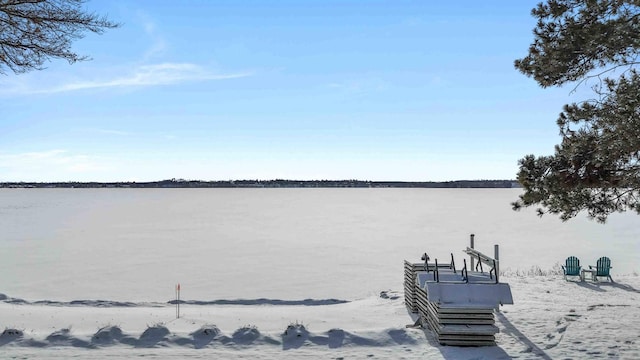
[176,283,181,319]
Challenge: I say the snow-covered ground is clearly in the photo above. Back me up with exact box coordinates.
[1,273,638,359]
[1,189,638,358]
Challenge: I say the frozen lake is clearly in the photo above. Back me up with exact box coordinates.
[1,188,638,302]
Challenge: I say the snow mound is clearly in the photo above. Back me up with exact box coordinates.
[387,328,418,345]
[137,325,170,348]
[45,328,91,348]
[231,325,260,345]
[327,328,347,348]
[190,325,220,348]
[172,298,348,306]
[282,323,310,350]
[326,328,382,347]
[91,325,124,346]
[0,328,23,346]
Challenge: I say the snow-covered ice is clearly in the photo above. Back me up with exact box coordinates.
[1,188,638,358]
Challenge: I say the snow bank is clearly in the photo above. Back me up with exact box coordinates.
[0,275,638,359]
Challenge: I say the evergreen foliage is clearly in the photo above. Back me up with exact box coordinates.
[513,0,640,222]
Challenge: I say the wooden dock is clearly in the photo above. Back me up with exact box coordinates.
[404,235,513,346]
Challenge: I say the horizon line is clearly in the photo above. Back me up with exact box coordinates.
[0,178,519,184]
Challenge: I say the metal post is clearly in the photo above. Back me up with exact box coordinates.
[470,234,475,271]
[176,283,181,319]
[494,245,500,283]
[494,244,501,311]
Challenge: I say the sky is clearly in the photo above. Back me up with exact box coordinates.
[0,1,587,182]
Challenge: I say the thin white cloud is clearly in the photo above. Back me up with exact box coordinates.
[143,36,167,62]
[0,150,114,181]
[92,129,132,136]
[137,11,167,61]
[0,149,66,162]
[0,10,252,97]
[328,78,388,94]
[43,63,252,94]
[0,63,252,96]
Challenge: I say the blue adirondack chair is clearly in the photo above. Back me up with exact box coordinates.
[561,256,581,280]
[589,257,613,282]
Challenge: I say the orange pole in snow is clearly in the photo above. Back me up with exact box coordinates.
[176,283,181,319]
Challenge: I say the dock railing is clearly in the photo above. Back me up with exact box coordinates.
[421,252,458,282]
[464,234,500,283]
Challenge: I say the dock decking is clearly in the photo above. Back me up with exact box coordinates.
[404,238,513,346]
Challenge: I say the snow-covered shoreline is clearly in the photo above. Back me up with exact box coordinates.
[2,274,638,359]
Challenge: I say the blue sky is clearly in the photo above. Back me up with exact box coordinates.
[0,1,583,182]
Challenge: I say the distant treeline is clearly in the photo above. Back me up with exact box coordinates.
[1,179,520,188]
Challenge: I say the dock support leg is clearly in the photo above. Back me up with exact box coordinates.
[470,234,475,271]
[494,244,499,283]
